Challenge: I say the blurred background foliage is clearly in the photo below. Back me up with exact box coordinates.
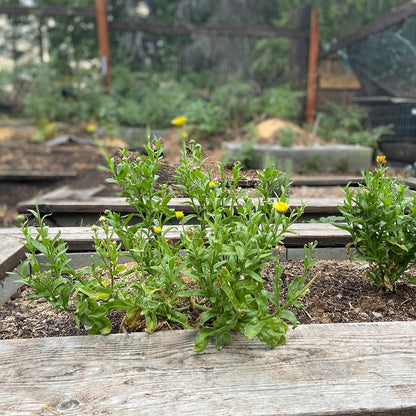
[0,0,408,139]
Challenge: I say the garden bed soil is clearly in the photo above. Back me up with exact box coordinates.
[1,260,416,339]
[0,121,345,227]
[1,121,415,341]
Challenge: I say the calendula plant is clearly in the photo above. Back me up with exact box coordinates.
[337,156,416,292]
[13,137,317,351]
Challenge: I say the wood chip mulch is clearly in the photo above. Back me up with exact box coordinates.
[1,259,416,340]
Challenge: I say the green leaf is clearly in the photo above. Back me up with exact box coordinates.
[193,327,217,352]
[243,317,264,339]
[276,309,297,327]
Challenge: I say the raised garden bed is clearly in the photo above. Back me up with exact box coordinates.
[1,223,416,415]
[17,195,345,226]
[222,142,373,173]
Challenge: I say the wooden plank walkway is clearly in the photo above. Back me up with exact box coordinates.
[0,322,415,415]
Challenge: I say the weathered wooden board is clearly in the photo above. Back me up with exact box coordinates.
[0,222,352,252]
[0,322,415,416]
[17,196,344,214]
[292,175,364,186]
[0,235,27,305]
[0,170,77,181]
[0,235,26,279]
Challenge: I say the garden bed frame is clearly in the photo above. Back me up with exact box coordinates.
[1,322,415,415]
[18,195,344,226]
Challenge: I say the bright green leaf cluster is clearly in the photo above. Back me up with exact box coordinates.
[13,137,317,351]
[337,161,416,291]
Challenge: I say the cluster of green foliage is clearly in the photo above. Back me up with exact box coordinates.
[337,157,416,292]
[317,105,394,150]
[15,63,304,136]
[0,0,405,147]
[14,137,318,352]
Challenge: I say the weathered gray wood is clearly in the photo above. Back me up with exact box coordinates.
[0,170,77,181]
[0,236,26,279]
[0,322,415,415]
[0,222,352,252]
[17,196,344,214]
[0,236,27,305]
[292,175,364,186]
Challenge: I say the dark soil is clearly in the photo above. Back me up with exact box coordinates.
[0,120,415,340]
[1,259,416,340]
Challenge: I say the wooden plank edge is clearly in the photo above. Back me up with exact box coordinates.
[0,170,77,181]
[0,223,352,252]
[17,197,345,214]
[0,322,415,415]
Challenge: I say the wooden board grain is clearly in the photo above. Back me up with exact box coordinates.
[0,222,352,252]
[0,235,26,279]
[0,170,77,181]
[17,196,345,215]
[0,322,415,415]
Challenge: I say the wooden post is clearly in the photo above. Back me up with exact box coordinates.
[306,8,319,124]
[95,0,111,91]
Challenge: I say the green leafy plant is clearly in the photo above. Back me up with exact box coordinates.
[259,86,304,123]
[13,137,317,351]
[336,157,416,291]
[222,138,259,170]
[318,105,394,150]
[31,117,59,142]
[279,127,296,147]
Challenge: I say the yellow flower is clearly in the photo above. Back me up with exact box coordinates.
[208,181,216,187]
[273,201,289,213]
[175,211,184,219]
[154,226,162,233]
[181,131,188,138]
[99,216,106,222]
[86,123,96,133]
[171,116,187,127]
[376,155,386,164]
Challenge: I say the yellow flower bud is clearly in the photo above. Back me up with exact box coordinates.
[175,211,184,219]
[154,226,162,233]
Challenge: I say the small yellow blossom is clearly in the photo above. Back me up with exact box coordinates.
[273,201,289,213]
[175,211,184,219]
[208,181,216,187]
[181,131,188,139]
[171,116,187,127]
[86,123,96,133]
[154,226,162,233]
[376,155,386,164]
[91,225,98,231]
[99,216,106,222]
